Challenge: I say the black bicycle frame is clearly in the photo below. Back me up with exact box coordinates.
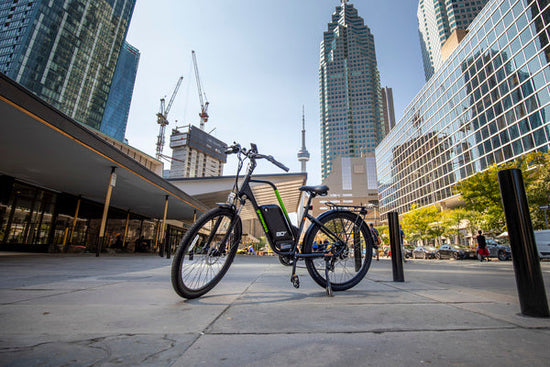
[222,157,367,261]
[238,180,357,259]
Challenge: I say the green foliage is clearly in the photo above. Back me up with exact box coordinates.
[258,236,267,246]
[440,208,469,243]
[376,224,389,245]
[454,151,550,232]
[402,204,441,243]
[521,152,550,229]
[397,152,550,246]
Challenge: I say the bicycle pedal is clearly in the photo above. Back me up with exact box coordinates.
[291,274,300,288]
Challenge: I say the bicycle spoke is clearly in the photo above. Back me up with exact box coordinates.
[304,211,372,291]
[171,207,241,299]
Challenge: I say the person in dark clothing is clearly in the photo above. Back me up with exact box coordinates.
[400,225,408,263]
[113,235,123,251]
[369,223,380,261]
[476,230,489,262]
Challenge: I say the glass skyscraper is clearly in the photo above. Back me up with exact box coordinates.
[0,0,136,132]
[418,0,490,81]
[319,1,384,180]
[381,87,396,135]
[100,41,140,142]
[377,0,550,217]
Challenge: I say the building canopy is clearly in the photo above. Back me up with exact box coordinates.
[0,74,208,220]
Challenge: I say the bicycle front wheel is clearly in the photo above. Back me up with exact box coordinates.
[171,206,242,299]
[303,210,373,291]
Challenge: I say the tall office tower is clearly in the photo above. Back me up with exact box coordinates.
[381,87,396,135]
[418,0,489,81]
[297,107,310,173]
[100,41,140,142]
[0,0,136,133]
[319,0,384,180]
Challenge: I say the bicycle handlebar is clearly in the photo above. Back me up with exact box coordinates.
[224,142,289,172]
[265,155,289,172]
[224,143,241,155]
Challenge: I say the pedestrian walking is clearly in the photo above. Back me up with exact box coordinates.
[400,225,408,263]
[476,230,489,262]
[369,223,380,261]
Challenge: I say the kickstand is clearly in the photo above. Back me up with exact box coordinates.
[290,255,300,288]
[325,256,334,297]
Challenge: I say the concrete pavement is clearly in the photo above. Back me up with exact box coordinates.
[1,254,549,366]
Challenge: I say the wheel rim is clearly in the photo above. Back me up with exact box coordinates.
[306,214,372,287]
[178,212,237,292]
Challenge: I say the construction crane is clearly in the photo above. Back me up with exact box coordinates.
[192,50,209,130]
[156,76,183,160]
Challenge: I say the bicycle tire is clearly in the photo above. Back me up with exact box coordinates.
[303,210,373,291]
[171,206,242,299]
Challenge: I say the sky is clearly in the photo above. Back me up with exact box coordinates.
[125,0,426,185]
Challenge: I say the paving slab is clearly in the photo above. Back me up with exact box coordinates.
[172,329,550,367]
[0,333,198,367]
[0,254,549,367]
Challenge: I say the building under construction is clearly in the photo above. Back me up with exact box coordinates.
[168,125,227,179]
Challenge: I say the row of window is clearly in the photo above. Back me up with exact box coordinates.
[377,0,550,214]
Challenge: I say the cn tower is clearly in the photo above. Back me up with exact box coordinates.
[297,106,310,173]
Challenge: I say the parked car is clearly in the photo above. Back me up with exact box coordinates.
[412,246,437,259]
[485,238,511,261]
[458,245,477,259]
[435,244,476,260]
[435,244,459,260]
[535,230,550,260]
[404,244,415,259]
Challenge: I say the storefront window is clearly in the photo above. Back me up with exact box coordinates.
[1,182,56,250]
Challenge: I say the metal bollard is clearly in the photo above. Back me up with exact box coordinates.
[498,168,549,318]
[388,211,404,282]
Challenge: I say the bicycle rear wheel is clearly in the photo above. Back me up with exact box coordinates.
[171,206,242,299]
[303,210,373,291]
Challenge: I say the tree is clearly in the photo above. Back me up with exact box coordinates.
[376,224,389,246]
[441,208,469,245]
[520,152,550,230]
[454,163,508,234]
[454,151,550,233]
[401,204,441,245]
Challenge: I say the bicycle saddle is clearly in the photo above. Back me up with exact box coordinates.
[299,185,329,196]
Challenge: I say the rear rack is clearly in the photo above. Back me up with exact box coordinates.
[326,202,368,216]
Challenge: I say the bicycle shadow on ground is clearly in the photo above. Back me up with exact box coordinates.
[179,289,312,306]
[176,287,396,306]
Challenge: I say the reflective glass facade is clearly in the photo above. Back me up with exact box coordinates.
[419,0,490,80]
[377,0,550,217]
[0,0,136,131]
[319,2,384,180]
[100,41,140,141]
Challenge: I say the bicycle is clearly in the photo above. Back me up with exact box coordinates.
[171,143,374,299]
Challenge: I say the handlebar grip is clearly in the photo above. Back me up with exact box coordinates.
[224,144,240,154]
[268,156,289,172]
